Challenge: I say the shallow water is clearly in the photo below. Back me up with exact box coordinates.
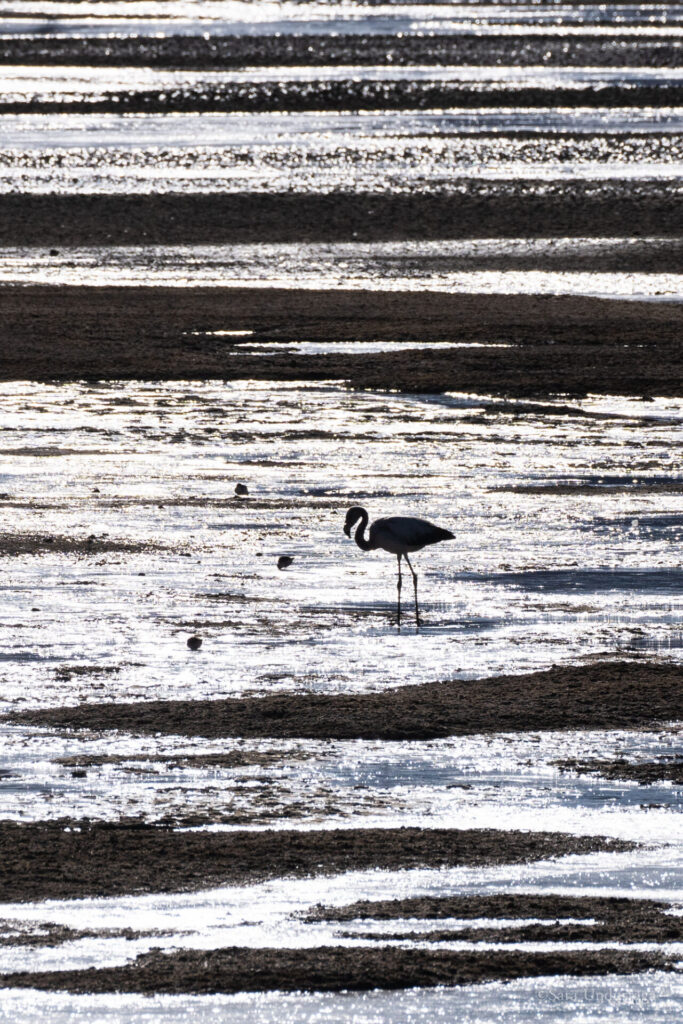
[0,381,680,709]
[5,3,683,38]
[1,0,682,1018]
[2,242,683,295]
[4,976,683,1024]
[0,380,681,1023]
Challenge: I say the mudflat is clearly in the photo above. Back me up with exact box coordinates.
[2,188,683,244]
[11,661,682,740]
[0,946,671,995]
[0,823,626,902]
[308,893,683,944]
[0,285,681,397]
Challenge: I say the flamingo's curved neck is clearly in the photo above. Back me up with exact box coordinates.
[354,510,372,551]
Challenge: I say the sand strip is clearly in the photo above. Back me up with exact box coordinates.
[308,892,682,925]
[0,33,678,69]
[10,662,682,741]
[4,83,683,116]
[0,946,670,994]
[0,823,628,902]
[319,894,683,945]
[1,286,681,397]
[555,757,683,785]
[2,190,682,245]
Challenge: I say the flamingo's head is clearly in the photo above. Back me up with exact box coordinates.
[343,506,366,537]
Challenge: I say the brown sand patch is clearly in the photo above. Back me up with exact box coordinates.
[497,484,683,495]
[315,894,683,945]
[0,822,628,903]
[1,188,681,245]
[0,946,670,995]
[56,750,311,770]
[1,285,680,398]
[5,83,682,117]
[10,662,682,741]
[0,920,169,949]
[0,32,678,70]
[54,664,142,683]
[555,757,683,785]
[0,533,162,557]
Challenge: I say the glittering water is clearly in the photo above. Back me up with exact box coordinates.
[5,2,683,37]
[0,382,680,710]
[0,381,680,1024]
[2,242,683,296]
[2,0,683,1019]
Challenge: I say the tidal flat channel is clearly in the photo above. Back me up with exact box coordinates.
[1,0,682,1020]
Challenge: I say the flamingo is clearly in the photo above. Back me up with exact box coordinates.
[343,505,454,629]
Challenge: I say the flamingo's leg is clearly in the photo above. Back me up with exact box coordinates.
[404,553,420,629]
[396,554,402,630]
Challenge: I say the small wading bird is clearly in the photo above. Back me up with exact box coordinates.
[343,506,454,629]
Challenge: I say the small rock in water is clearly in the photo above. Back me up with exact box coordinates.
[187,636,203,651]
[277,556,294,570]
[234,483,249,496]
[49,249,60,257]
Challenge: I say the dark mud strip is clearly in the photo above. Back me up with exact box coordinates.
[353,918,683,945]
[0,34,679,68]
[0,533,162,557]
[1,286,681,398]
[556,757,683,785]
[0,947,671,995]
[0,823,624,902]
[56,751,312,769]
[6,83,683,115]
[498,484,683,495]
[11,662,682,741]
[307,894,683,944]
[0,921,167,949]
[2,188,682,245]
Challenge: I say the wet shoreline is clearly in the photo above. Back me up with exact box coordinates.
[0,947,672,996]
[1,34,680,70]
[1,2,682,1016]
[10,662,683,740]
[2,189,682,245]
[1,285,681,397]
[0,823,623,903]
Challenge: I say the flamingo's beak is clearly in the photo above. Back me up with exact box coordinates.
[343,522,351,537]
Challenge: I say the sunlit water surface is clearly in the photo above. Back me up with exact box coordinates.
[2,0,683,1018]
[1,242,683,296]
[0,382,680,1023]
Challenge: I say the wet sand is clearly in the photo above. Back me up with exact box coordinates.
[0,823,624,903]
[1,33,679,69]
[1,285,681,398]
[5,84,683,116]
[0,947,671,995]
[0,533,162,557]
[11,661,682,740]
[312,893,683,944]
[2,8,682,1010]
[556,757,683,785]
[0,921,167,949]
[3,189,683,245]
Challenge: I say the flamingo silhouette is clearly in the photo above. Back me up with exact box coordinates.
[343,505,453,629]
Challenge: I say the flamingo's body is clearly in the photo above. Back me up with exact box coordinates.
[343,505,453,628]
